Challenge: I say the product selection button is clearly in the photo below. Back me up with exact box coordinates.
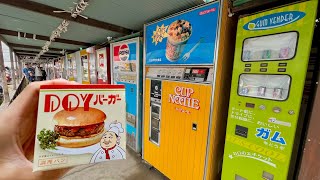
[245,64,251,67]
[244,68,251,72]
[260,63,268,67]
[278,63,287,67]
[260,68,267,72]
[278,68,286,72]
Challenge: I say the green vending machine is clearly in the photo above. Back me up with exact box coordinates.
[222,1,318,180]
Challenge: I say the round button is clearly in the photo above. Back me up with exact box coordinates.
[273,107,281,113]
[288,110,295,115]
[259,105,266,110]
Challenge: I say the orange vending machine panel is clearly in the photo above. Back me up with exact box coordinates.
[143,1,237,179]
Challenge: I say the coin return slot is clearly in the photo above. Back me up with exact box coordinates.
[235,174,247,180]
[235,125,248,138]
[192,123,197,131]
[262,171,274,180]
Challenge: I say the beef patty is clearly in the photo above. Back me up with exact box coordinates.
[55,122,104,137]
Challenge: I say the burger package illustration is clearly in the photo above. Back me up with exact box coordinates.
[33,84,126,171]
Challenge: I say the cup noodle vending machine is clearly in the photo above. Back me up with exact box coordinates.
[221,1,318,180]
[110,38,143,153]
[96,47,111,84]
[143,1,237,179]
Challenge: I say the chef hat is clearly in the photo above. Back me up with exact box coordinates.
[108,122,124,136]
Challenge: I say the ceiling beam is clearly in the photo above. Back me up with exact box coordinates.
[17,53,58,58]
[8,43,73,52]
[0,0,133,35]
[0,29,93,47]
[16,52,58,57]
[13,50,61,56]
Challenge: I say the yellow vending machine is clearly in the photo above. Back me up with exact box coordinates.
[67,53,75,81]
[80,49,90,84]
[143,1,237,179]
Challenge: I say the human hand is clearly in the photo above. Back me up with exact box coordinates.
[0,79,76,180]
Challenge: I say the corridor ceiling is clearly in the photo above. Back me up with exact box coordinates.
[0,0,204,59]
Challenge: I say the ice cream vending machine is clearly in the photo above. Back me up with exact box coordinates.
[96,47,111,84]
[110,37,143,153]
[143,1,237,179]
[222,1,318,180]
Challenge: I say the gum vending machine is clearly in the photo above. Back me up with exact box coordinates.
[143,1,237,179]
[96,47,111,84]
[66,53,75,81]
[111,37,143,153]
[80,49,90,84]
[221,1,318,180]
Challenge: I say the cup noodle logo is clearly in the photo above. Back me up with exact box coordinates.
[119,44,130,61]
[169,86,200,110]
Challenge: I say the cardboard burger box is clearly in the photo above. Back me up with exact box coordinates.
[33,85,126,171]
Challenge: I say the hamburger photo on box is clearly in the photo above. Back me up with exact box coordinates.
[33,85,126,171]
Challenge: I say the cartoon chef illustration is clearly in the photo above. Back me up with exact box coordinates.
[90,122,126,163]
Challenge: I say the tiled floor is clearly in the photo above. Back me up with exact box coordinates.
[61,148,167,180]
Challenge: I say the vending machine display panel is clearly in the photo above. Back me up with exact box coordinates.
[238,74,291,101]
[242,32,298,62]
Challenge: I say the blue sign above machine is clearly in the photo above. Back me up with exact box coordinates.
[145,2,220,65]
[243,11,306,31]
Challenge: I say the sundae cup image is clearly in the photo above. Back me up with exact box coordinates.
[166,20,192,62]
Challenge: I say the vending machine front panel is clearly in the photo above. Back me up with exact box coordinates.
[111,37,143,153]
[222,1,318,179]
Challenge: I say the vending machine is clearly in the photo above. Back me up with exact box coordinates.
[111,37,143,153]
[66,53,75,81]
[96,47,111,84]
[143,1,237,179]
[221,1,318,180]
[80,49,90,84]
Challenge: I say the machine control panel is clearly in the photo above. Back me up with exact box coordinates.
[147,67,213,83]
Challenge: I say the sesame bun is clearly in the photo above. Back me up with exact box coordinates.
[53,107,106,126]
[57,129,105,148]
